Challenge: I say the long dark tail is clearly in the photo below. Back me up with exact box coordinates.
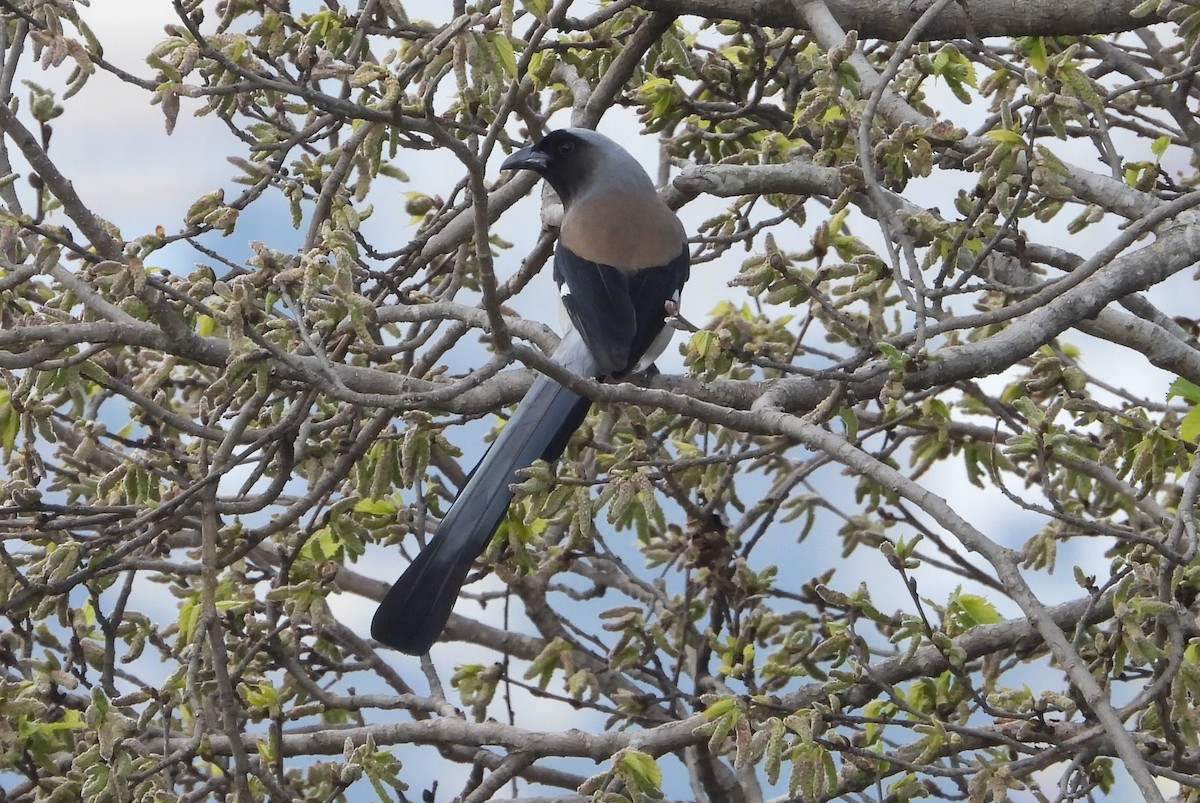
[370,332,596,654]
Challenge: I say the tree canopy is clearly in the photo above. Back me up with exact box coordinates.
[1,0,1199,801]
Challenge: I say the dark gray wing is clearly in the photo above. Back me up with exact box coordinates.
[554,243,690,378]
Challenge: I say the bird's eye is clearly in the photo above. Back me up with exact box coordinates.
[557,141,575,156]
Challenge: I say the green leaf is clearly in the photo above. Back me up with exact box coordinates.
[520,0,549,21]
[486,32,517,77]
[523,637,571,689]
[949,589,1002,629]
[241,679,280,711]
[307,526,340,560]
[1168,377,1200,404]
[701,696,738,720]
[984,128,1027,147]
[1151,134,1171,161]
[876,341,908,370]
[185,189,224,225]
[1023,36,1048,73]
[615,748,664,799]
[838,407,858,442]
[1181,406,1200,443]
[0,389,18,454]
[354,498,396,516]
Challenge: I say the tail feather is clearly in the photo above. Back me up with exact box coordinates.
[371,332,596,654]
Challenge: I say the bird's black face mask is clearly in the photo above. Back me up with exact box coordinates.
[501,130,595,204]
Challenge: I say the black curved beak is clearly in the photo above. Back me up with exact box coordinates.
[500,144,548,172]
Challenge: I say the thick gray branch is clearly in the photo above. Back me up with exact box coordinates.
[641,0,1161,39]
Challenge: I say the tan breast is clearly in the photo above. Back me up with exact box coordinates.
[559,192,685,271]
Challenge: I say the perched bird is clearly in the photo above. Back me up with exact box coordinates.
[371,129,690,654]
